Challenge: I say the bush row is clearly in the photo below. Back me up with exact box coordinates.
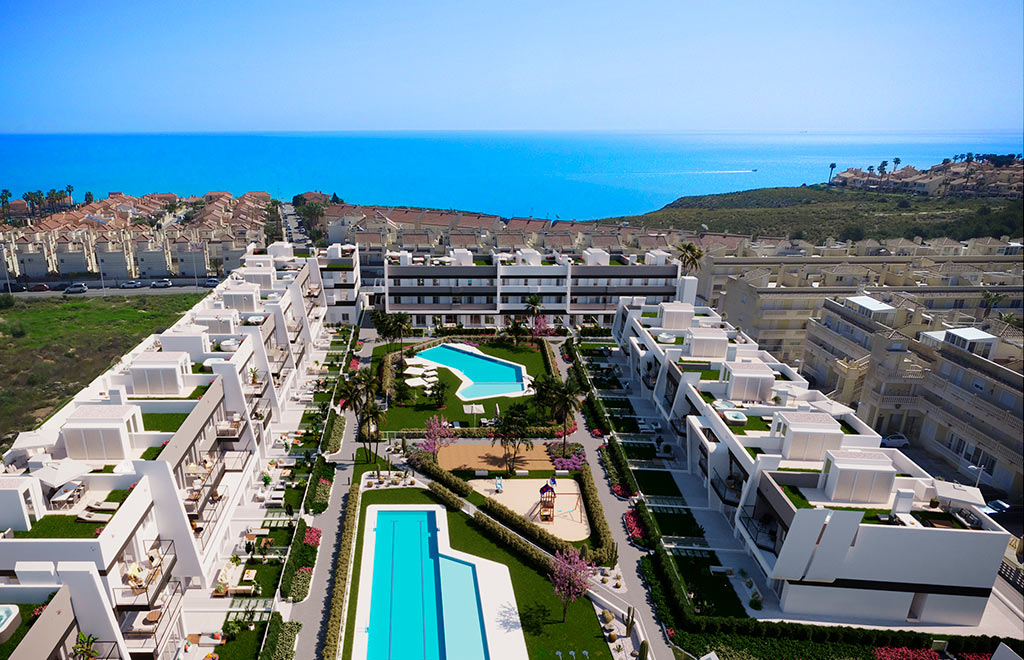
[321,479,361,660]
[258,612,284,660]
[579,326,613,338]
[323,409,345,454]
[633,499,660,549]
[278,519,308,598]
[258,613,303,660]
[539,339,560,380]
[580,393,608,435]
[946,635,1024,655]
[605,437,639,496]
[479,496,576,557]
[576,464,618,566]
[306,457,335,515]
[428,481,465,511]
[471,511,553,573]
[416,459,473,497]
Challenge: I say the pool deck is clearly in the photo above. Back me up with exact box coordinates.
[415,342,534,402]
[352,504,528,660]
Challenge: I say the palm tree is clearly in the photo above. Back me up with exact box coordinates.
[0,189,10,222]
[549,377,584,452]
[533,374,560,418]
[867,165,875,176]
[878,160,888,178]
[64,184,74,206]
[353,367,378,407]
[893,157,901,173]
[506,316,527,345]
[998,312,1022,329]
[392,312,412,355]
[981,291,1006,319]
[678,241,705,275]
[828,162,837,182]
[360,401,386,473]
[524,294,543,332]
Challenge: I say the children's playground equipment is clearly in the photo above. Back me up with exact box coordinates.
[534,477,582,524]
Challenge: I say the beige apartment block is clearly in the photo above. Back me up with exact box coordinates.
[95,235,137,280]
[54,234,95,275]
[802,294,1023,495]
[135,237,172,278]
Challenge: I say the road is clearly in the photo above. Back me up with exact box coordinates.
[282,202,314,248]
[7,285,213,299]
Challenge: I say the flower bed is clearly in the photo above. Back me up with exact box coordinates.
[874,648,941,660]
[545,441,586,470]
[624,509,646,542]
[304,527,322,547]
[280,519,319,601]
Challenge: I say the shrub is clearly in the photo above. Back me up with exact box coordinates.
[280,520,317,598]
[471,511,552,573]
[604,437,639,496]
[577,464,617,566]
[428,481,465,511]
[258,613,284,660]
[290,566,313,602]
[321,480,361,660]
[324,410,345,453]
[416,458,473,497]
[633,500,660,548]
[0,294,13,309]
[479,497,575,558]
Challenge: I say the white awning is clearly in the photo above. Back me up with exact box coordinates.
[933,480,985,507]
[33,458,91,488]
[463,404,485,415]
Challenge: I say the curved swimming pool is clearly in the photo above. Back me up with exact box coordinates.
[417,344,528,400]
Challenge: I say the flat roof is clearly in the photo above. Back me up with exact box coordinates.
[947,327,997,342]
[687,327,727,339]
[846,295,894,313]
[725,360,774,375]
[777,411,841,428]
[67,404,138,420]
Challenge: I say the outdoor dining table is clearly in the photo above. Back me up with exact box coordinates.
[50,480,83,509]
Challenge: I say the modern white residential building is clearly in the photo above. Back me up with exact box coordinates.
[611,292,1012,626]
[0,242,326,660]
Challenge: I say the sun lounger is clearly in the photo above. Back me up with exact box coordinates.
[87,500,120,512]
[77,511,113,523]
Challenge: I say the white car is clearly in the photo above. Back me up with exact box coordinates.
[881,433,910,448]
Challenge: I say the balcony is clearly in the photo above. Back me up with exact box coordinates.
[183,459,226,517]
[216,418,246,439]
[243,371,269,399]
[113,539,178,609]
[120,579,184,655]
[739,505,779,553]
[710,468,743,506]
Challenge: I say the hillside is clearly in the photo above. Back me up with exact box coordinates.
[0,293,205,448]
[601,185,1024,243]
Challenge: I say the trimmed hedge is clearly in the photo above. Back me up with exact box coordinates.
[306,457,334,515]
[479,496,575,556]
[324,410,345,453]
[322,479,361,660]
[539,339,559,381]
[605,437,639,496]
[577,464,618,566]
[471,511,553,573]
[633,499,660,549]
[416,458,473,497]
[278,519,307,598]
[946,635,1024,655]
[428,481,465,511]
[579,326,613,338]
[258,613,302,660]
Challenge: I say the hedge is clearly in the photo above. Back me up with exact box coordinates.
[416,458,473,497]
[324,410,345,453]
[605,437,639,496]
[258,613,302,660]
[539,339,560,381]
[577,464,618,566]
[633,499,660,549]
[306,457,334,515]
[322,479,361,660]
[428,481,465,511]
[471,511,553,573]
[946,635,1024,655]
[279,520,317,599]
[479,496,576,557]
[579,326,613,338]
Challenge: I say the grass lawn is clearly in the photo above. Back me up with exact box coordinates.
[283,483,307,511]
[609,415,640,433]
[672,553,747,618]
[215,620,267,660]
[106,488,132,503]
[632,469,683,497]
[140,445,165,460]
[679,366,721,381]
[732,415,771,435]
[622,442,658,460]
[141,412,190,432]
[381,340,551,431]
[651,509,704,537]
[0,603,44,657]
[241,559,283,597]
[13,514,104,538]
[0,293,206,447]
[342,487,612,660]
[261,525,295,547]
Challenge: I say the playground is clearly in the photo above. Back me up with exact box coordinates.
[439,443,554,472]
[468,477,591,542]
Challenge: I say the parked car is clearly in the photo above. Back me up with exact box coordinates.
[28,283,50,292]
[119,280,145,289]
[2,282,27,292]
[150,279,173,288]
[881,433,910,448]
[63,283,89,295]
[201,277,221,288]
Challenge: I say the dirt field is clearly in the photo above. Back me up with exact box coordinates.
[439,443,554,472]
[469,477,591,541]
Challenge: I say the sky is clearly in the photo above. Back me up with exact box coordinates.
[1,0,1022,133]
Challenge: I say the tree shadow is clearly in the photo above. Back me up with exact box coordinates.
[519,602,551,635]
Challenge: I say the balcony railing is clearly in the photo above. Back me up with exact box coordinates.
[710,468,743,506]
[184,459,226,517]
[739,505,779,554]
[216,419,246,438]
[121,579,184,654]
[113,539,177,609]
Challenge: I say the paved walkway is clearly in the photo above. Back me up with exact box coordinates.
[549,339,676,660]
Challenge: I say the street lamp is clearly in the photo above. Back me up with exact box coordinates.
[968,464,984,488]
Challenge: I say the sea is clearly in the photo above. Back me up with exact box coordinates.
[1,131,1021,220]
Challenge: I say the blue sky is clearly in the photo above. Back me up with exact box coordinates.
[1,0,1021,133]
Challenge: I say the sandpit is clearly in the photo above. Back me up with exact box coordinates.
[469,477,591,542]
[439,443,553,472]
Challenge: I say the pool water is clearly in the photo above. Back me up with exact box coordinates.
[367,510,489,660]
[417,344,526,399]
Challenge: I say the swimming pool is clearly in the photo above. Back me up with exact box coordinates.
[365,510,489,660]
[417,343,529,400]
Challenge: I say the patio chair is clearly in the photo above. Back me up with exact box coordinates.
[77,511,113,523]
[87,500,120,512]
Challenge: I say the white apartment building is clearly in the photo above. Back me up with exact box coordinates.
[803,294,1023,495]
[611,294,1012,626]
[0,242,325,660]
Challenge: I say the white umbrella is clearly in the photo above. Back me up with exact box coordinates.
[463,403,485,426]
[404,366,426,376]
[33,458,91,488]
[406,377,428,388]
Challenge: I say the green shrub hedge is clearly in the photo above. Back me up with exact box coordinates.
[279,520,317,599]
[324,410,345,453]
[633,499,660,549]
[605,437,639,495]
[322,480,361,660]
[577,464,617,566]
[306,457,334,515]
[479,496,575,556]
[258,613,302,660]
[428,481,465,511]
[416,459,473,497]
[471,511,553,573]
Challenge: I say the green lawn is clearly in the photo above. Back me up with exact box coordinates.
[622,442,658,460]
[672,553,747,618]
[342,487,611,660]
[140,445,165,460]
[0,294,206,449]
[215,620,267,660]
[241,559,283,597]
[141,412,190,432]
[381,341,551,431]
[651,509,704,537]
[261,525,295,547]
[633,469,683,497]
[609,415,640,433]
[679,366,721,381]
[732,415,771,435]
[13,515,105,538]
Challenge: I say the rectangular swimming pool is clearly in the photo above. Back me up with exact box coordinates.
[366,509,489,660]
[417,344,527,399]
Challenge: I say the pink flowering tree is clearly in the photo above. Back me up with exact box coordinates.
[531,313,550,337]
[418,415,455,461]
[548,547,596,622]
